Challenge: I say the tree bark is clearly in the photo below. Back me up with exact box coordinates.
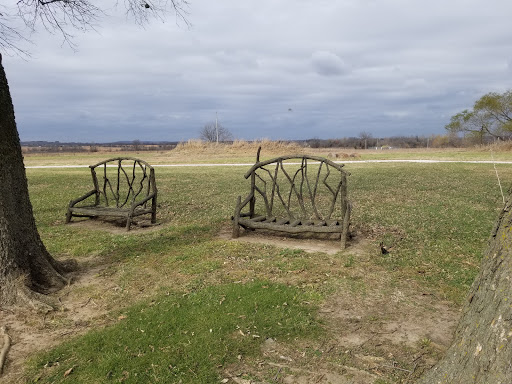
[0,54,75,308]
[418,195,512,383]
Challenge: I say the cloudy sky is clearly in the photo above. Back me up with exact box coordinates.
[4,0,512,142]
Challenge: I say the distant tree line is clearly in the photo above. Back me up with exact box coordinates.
[23,134,491,152]
[21,141,177,153]
[304,134,463,149]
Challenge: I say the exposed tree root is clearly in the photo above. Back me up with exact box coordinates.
[1,276,58,313]
[1,256,80,310]
[17,285,56,313]
[55,258,79,274]
[0,326,11,375]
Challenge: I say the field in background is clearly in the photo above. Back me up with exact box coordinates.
[5,146,512,383]
[21,140,512,166]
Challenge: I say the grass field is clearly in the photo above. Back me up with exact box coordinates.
[21,141,512,166]
[7,146,512,383]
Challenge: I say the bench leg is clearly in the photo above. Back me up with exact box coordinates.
[232,196,241,238]
[65,209,72,224]
[151,197,157,224]
[126,216,132,231]
[66,201,74,223]
[340,201,352,249]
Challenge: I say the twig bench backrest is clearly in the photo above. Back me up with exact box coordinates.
[66,157,157,230]
[233,151,351,248]
[90,157,156,208]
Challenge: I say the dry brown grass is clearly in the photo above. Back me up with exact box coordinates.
[173,139,304,156]
[480,140,512,152]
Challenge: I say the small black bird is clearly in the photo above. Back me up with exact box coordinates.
[380,242,389,255]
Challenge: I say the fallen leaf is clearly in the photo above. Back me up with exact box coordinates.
[63,366,74,377]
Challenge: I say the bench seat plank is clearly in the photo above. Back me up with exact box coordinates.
[250,215,266,222]
[289,219,302,227]
[238,217,342,234]
[69,206,154,218]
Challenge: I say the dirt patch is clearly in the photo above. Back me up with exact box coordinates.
[217,231,460,383]
[220,289,459,383]
[1,258,122,383]
[1,229,460,383]
[219,227,346,255]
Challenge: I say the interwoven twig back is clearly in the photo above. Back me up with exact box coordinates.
[251,158,345,221]
[93,159,152,208]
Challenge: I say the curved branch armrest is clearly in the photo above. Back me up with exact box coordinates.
[68,189,97,207]
[130,193,157,209]
[238,193,253,211]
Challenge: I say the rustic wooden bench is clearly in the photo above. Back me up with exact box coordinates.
[232,149,351,248]
[66,157,157,230]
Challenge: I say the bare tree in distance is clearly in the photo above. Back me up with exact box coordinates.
[132,139,142,151]
[359,131,373,149]
[0,1,189,309]
[199,122,233,143]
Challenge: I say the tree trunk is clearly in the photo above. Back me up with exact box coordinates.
[0,54,75,308]
[418,196,512,383]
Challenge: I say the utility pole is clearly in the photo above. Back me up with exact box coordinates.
[215,112,219,144]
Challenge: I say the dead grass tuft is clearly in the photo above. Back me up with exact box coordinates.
[475,141,512,152]
[173,139,303,156]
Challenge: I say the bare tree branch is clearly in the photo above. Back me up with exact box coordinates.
[0,0,190,53]
[0,19,31,56]
[121,0,191,27]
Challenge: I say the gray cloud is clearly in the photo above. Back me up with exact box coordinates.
[4,0,512,142]
[311,51,348,76]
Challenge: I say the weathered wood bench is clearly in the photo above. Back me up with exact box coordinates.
[232,150,351,248]
[66,157,157,230]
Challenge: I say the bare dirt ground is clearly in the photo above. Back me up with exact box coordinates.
[218,230,460,383]
[1,225,460,383]
[220,229,344,256]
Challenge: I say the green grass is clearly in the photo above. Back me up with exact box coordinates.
[27,161,509,300]
[350,148,512,161]
[27,281,321,383]
[20,155,512,382]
